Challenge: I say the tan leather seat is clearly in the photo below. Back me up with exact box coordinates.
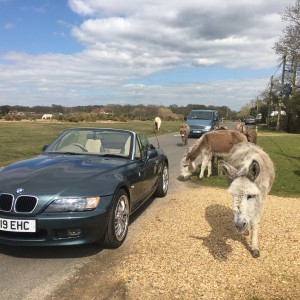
[85,139,102,153]
[123,136,131,156]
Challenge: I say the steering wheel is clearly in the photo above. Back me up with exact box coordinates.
[71,143,88,152]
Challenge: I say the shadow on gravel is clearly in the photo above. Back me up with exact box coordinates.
[190,204,251,261]
[0,243,103,259]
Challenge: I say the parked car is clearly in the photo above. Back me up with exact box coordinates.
[244,116,256,125]
[0,128,169,248]
[256,113,262,123]
[185,109,219,137]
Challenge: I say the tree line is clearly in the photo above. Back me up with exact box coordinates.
[0,104,237,123]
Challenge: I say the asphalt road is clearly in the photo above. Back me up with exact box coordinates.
[0,131,189,300]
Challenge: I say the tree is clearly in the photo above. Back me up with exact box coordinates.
[274,1,300,92]
[273,1,300,131]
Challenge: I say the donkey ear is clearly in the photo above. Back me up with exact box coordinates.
[219,160,237,180]
[247,160,260,181]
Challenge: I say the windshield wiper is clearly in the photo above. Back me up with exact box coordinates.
[99,153,127,158]
[46,151,86,155]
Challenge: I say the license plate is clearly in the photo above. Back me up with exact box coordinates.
[0,218,36,232]
[193,130,201,133]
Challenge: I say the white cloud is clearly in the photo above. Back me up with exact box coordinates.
[0,0,295,109]
[69,0,289,71]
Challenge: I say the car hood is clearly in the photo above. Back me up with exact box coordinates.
[186,119,212,127]
[0,154,132,197]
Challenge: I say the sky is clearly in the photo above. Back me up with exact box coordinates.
[0,0,296,111]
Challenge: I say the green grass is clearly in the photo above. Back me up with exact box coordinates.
[1,121,299,197]
[0,120,180,166]
[190,131,300,198]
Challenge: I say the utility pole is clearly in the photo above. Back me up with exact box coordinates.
[276,53,287,131]
[267,76,273,129]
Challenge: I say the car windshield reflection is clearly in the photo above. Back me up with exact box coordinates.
[45,129,133,158]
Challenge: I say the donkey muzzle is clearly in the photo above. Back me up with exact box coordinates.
[235,220,248,233]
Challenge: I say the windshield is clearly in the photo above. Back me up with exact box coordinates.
[45,129,132,158]
[188,111,213,120]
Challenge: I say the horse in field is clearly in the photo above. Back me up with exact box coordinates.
[42,114,53,120]
[154,117,162,131]
[179,130,247,180]
[220,142,275,258]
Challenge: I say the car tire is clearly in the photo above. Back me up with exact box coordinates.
[154,162,169,197]
[100,189,130,249]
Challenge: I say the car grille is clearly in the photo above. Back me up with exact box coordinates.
[0,194,13,212]
[0,193,38,213]
[190,125,205,130]
[15,196,38,213]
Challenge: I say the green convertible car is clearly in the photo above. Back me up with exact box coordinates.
[0,128,169,248]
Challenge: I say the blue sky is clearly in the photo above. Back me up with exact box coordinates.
[0,0,295,110]
[0,1,83,54]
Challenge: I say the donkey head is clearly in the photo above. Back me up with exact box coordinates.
[179,148,196,181]
[220,160,261,233]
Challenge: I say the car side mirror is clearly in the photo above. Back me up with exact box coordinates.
[146,149,158,160]
[43,145,48,151]
[184,116,187,121]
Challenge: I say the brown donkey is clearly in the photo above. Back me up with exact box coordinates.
[179,130,247,180]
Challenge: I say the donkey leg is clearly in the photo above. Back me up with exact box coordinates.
[185,136,188,145]
[217,157,224,176]
[250,216,261,258]
[199,155,210,178]
[207,159,212,177]
[184,136,187,145]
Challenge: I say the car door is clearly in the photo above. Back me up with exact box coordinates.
[131,134,158,208]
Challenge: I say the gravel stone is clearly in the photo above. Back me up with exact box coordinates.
[49,185,300,300]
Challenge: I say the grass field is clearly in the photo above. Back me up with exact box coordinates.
[191,130,300,198]
[0,120,299,197]
[0,120,181,165]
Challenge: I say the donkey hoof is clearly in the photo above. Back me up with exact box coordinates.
[251,250,260,258]
[177,175,190,182]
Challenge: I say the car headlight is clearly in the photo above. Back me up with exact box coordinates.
[45,196,100,212]
[203,126,212,131]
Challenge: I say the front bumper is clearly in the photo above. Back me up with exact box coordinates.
[0,197,113,246]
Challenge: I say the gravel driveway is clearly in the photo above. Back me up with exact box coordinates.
[47,181,300,300]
